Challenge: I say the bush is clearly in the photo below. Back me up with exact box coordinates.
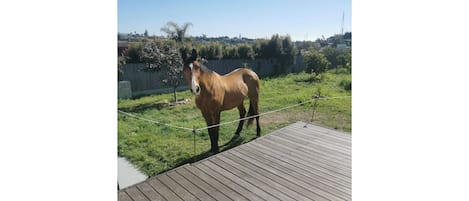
[126,43,143,63]
[303,50,330,76]
[321,47,351,70]
[334,68,349,74]
[339,79,352,91]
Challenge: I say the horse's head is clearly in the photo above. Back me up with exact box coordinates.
[182,49,202,96]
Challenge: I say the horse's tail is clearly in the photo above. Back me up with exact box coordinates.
[245,68,260,128]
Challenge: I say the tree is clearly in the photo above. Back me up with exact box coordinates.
[303,50,330,76]
[253,39,268,58]
[237,43,255,60]
[301,41,317,51]
[322,47,351,70]
[314,38,328,48]
[278,35,297,74]
[139,42,183,102]
[125,43,143,63]
[262,34,298,75]
[118,56,126,81]
[344,52,352,73]
[160,21,193,43]
[199,42,223,60]
[336,51,351,73]
[223,45,239,59]
[265,34,282,58]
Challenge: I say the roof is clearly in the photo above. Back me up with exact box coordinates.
[118,41,129,48]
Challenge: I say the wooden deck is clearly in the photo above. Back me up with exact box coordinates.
[118,121,351,201]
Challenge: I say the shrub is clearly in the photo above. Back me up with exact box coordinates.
[321,47,351,70]
[126,43,143,63]
[339,79,352,91]
[303,50,330,76]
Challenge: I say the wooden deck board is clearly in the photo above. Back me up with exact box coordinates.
[288,126,351,147]
[266,134,351,164]
[197,162,264,201]
[236,145,351,198]
[296,124,351,142]
[119,121,352,201]
[209,157,292,201]
[185,165,247,201]
[278,127,352,155]
[125,186,150,201]
[147,177,183,201]
[230,148,340,201]
[136,182,166,201]
[227,148,329,201]
[257,139,352,179]
[262,135,352,169]
[175,167,231,201]
[166,170,216,201]
[241,141,352,190]
[118,191,133,201]
[203,159,280,200]
[225,150,322,199]
[157,174,198,201]
[262,134,351,165]
[214,154,307,201]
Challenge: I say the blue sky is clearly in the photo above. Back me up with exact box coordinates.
[118,0,351,41]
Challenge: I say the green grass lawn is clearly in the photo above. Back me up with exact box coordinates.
[118,70,351,176]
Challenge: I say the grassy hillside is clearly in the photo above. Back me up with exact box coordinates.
[118,70,351,176]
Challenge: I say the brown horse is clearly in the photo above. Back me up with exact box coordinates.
[182,49,261,153]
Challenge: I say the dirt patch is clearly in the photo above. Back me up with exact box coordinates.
[260,110,314,126]
[168,99,191,107]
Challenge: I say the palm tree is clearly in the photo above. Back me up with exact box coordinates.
[160,21,193,42]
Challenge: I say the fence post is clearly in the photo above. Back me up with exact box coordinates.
[192,129,196,163]
[311,94,320,122]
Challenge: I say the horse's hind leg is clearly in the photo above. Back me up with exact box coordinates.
[246,74,261,137]
[255,114,261,137]
[252,99,261,137]
[247,98,261,137]
[235,104,247,136]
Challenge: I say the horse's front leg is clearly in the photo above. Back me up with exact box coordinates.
[208,127,219,153]
[204,111,221,153]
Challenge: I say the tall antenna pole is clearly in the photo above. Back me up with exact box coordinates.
[341,11,344,35]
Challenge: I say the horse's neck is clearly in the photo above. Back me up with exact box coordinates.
[200,70,220,90]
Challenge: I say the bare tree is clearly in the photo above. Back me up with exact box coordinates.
[160,21,193,42]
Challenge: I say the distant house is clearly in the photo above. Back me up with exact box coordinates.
[337,43,347,49]
[118,33,129,41]
[325,33,352,49]
[344,32,352,40]
[118,41,129,56]
[344,32,352,47]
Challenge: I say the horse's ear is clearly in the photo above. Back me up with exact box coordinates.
[191,49,198,61]
[180,49,187,61]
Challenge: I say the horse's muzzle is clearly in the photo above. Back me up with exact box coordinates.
[190,85,201,96]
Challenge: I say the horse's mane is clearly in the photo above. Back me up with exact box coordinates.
[197,59,213,74]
